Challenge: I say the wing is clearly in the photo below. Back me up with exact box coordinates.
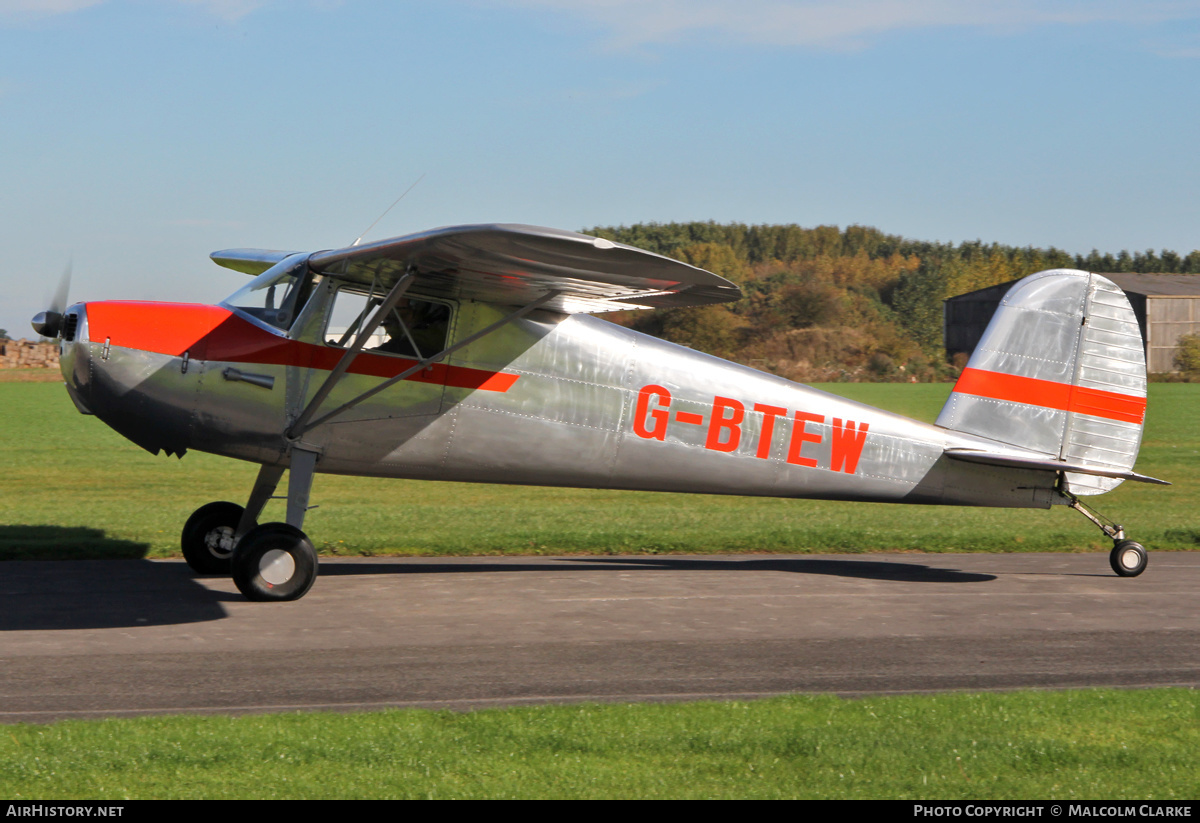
[214,224,742,314]
[210,249,302,276]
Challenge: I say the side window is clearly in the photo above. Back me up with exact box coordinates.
[325,287,451,359]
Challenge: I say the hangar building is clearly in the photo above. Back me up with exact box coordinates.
[944,274,1200,373]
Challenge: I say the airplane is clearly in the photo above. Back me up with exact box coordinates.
[31,224,1167,601]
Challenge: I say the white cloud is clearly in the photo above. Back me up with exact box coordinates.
[7,0,1199,50]
[495,0,1200,50]
[176,0,270,22]
[0,0,103,15]
[0,0,270,22]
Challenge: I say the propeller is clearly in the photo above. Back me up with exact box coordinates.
[31,262,72,339]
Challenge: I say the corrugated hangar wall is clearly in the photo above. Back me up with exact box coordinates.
[944,274,1200,373]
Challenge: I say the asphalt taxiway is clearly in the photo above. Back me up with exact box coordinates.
[1,553,1196,722]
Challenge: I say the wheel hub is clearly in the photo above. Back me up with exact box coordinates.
[205,526,236,559]
[258,549,296,586]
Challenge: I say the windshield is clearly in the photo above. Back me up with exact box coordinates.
[221,253,314,331]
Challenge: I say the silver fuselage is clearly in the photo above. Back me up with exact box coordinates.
[57,286,1062,510]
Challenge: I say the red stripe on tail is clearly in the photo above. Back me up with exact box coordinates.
[953,368,1145,425]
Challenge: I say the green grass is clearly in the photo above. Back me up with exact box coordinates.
[3,384,1196,800]
[2,382,1197,559]
[1,690,1195,799]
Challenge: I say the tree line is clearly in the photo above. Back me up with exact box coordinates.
[588,222,1200,382]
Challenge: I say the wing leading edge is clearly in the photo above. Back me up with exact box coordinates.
[212,224,741,314]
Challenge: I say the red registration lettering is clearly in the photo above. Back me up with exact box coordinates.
[632,386,869,476]
[705,396,744,452]
[786,411,824,467]
[752,404,788,459]
[634,385,671,441]
[829,418,869,474]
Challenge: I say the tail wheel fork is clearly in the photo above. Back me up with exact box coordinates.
[1066,495,1148,578]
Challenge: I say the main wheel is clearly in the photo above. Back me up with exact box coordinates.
[181,501,245,575]
[1110,540,1148,577]
[232,522,318,602]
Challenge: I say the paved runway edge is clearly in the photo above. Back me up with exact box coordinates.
[1,553,1197,721]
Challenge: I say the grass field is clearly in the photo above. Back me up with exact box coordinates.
[1,690,1197,799]
[2,380,1198,559]
[2,379,1196,799]
[1,381,1196,560]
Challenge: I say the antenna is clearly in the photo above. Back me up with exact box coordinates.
[351,173,426,247]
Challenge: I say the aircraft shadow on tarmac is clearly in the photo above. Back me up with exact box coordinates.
[0,558,225,632]
[318,555,997,584]
[0,554,993,633]
[0,525,222,633]
[0,525,149,562]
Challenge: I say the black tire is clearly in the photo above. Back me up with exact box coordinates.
[181,501,245,575]
[1110,540,1148,577]
[232,522,318,602]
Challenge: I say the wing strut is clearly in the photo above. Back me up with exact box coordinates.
[287,288,562,439]
[286,270,416,439]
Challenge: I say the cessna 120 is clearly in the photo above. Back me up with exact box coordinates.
[31,224,1166,601]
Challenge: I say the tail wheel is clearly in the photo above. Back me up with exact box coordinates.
[232,522,318,602]
[1110,540,1148,577]
[181,501,244,575]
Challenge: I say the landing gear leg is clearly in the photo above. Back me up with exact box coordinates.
[1066,495,1148,578]
[235,464,286,540]
[181,464,284,575]
[232,448,320,602]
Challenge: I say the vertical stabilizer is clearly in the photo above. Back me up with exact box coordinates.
[937,269,1147,496]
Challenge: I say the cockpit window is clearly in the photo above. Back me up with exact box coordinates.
[222,253,315,331]
[325,286,450,360]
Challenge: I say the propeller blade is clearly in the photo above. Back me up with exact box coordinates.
[49,261,72,315]
[31,261,73,338]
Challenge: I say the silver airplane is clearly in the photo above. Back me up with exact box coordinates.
[31,224,1166,601]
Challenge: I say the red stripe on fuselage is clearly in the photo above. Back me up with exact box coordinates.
[952,367,1145,424]
[85,301,519,392]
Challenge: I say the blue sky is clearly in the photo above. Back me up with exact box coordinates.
[2,0,1199,337]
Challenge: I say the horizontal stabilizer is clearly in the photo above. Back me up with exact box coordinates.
[944,449,1168,485]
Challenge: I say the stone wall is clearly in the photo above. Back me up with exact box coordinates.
[0,339,60,369]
